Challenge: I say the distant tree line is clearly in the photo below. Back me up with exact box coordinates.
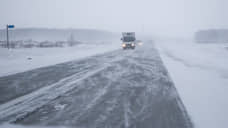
[0,39,82,48]
[0,28,117,42]
[195,29,228,43]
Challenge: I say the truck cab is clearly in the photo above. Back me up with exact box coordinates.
[121,32,136,50]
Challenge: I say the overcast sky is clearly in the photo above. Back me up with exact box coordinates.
[0,0,227,37]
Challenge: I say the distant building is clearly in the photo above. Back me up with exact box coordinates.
[195,29,228,43]
[39,41,55,48]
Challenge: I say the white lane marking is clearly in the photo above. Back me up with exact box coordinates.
[124,98,130,128]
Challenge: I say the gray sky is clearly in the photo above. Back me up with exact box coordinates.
[0,0,228,37]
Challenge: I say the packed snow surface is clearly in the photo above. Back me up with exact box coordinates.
[156,40,228,128]
[0,41,192,128]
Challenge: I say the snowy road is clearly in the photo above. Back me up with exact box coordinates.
[0,42,193,128]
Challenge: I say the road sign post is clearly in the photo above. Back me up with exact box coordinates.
[6,25,9,49]
[6,24,15,49]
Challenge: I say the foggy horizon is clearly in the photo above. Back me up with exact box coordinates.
[1,0,228,38]
[0,1,228,128]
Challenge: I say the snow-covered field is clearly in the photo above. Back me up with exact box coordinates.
[156,40,228,128]
[0,43,120,77]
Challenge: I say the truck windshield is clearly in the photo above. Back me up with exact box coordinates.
[123,37,135,42]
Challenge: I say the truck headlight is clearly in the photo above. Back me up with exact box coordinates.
[131,43,135,46]
[138,42,143,46]
[122,44,126,47]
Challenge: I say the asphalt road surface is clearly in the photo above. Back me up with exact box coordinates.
[0,42,193,128]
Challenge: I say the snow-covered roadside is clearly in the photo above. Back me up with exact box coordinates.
[156,40,228,128]
[0,123,69,128]
[0,43,120,77]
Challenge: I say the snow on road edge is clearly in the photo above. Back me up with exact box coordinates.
[0,43,120,77]
[156,40,228,128]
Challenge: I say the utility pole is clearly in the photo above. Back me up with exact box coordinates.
[6,25,9,49]
[6,24,15,49]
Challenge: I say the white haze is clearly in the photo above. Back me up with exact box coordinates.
[0,0,228,38]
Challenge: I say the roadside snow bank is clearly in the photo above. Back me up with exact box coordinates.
[0,43,119,77]
[156,40,228,128]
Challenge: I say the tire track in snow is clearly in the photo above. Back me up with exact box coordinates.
[0,66,107,123]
